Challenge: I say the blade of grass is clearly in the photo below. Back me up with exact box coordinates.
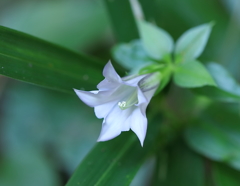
[66,104,184,186]
[66,114,163,186]
[0,26,107,93]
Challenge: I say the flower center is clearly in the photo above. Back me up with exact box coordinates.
[118,90,138,110]
[118,101,127,109]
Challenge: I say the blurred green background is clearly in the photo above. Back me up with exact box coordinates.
[0,0,240,185]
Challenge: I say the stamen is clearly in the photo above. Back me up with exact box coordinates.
[118,101,126,109]
[118,90,138,110]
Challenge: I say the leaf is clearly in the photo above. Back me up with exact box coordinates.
[103,0,139,42]
[173,60,216,88]
[213,163,240,186]
[184,103,240,170]
[207,63,240,92]
[174,23,213,63]
[194,86,240,102]
[66,116,162,186]
[164,140,205,186]
[138,20,173,60]
[112,40,154,71]
[194,62,240,102]
[130,158,155,186]
[0,26,106,93]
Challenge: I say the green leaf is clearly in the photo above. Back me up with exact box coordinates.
[130,158,155,186]
[175,23,213,63]
[184,103,240,170]
[0,26,106,93]
[66,116,162,186]
[207,63,240,93]
[173,60,216,88]
[194,86,240,102]
[194,63,240,102]
[138,20,173,60]
[164,140,205,186]
[213,163,240,186]
[103,0,139,42]
[112,40,154,71]
[185,122,238,164]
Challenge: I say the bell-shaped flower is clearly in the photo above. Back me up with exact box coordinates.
[74,62,160,146]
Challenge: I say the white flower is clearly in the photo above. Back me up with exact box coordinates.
[74,62,160,146]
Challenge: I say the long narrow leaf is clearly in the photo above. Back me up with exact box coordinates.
[104,0,139,42]
[66,115,163,186]
[0,26,105,93]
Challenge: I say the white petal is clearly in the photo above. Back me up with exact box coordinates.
[97,122,122,142]
[97,78,120,91]
[104,83,136,103]
[121,108,134,131]
[143,86,157,102]
[138,73,160,92]
[74,89,111,107]
[137,83,158,115]
[94,101,117,119]
[123,74,147,86]
[103,61,122,83]
[97,105,133,141]
[130,108,148,146]
[97,62,123,91]
[136,87,148,106]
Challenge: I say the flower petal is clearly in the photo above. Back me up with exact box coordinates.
[143,86,157,102]
[97,78,120,91]
[97,122,122,142]
[103,61,122,82]
[138,72,160,92]
[121,120,131,131]
[97,62,122,90]
[136,87,148,106]
[137,81,159,115]
[97,105,133,141]
[130,108,148,146]
[123,74,147,86]
[74,89,111,107]
[94,101,117,119]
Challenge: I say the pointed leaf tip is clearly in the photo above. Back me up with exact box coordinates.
[173,60,216,88]
[138,20,173,60]
[175,22,213,63]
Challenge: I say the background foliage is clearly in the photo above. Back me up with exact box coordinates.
[0,0,240,185]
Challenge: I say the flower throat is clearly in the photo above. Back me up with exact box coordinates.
[118,90,138,110]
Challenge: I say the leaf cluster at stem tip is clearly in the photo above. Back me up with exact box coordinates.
[113,20,221,92]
